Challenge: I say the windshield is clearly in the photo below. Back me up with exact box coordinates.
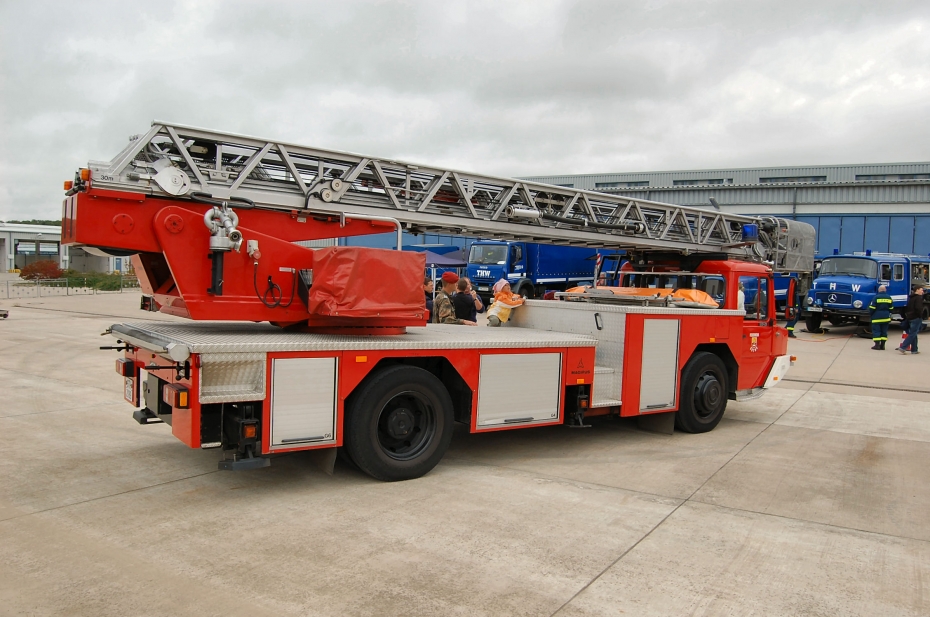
[468,245,507,265]
[818,257,878,278]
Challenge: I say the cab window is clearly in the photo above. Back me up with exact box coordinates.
[893,264,904,281]
[700,276,726,308]
[880,263,891,281]
[739,275,768,321]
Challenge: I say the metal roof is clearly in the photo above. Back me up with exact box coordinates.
[0,222,62,235]
[522,162,930,190]
[521,163,930,214]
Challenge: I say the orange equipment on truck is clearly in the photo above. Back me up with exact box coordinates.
[64,121,814,480]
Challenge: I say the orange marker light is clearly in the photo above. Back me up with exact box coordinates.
[576,378,585,384]
[80,168,91,181]
[242,424,257,439]
[356,355,367,363]
[64,180,73,190]
[162,383,190,409]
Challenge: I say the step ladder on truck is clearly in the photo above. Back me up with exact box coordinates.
[62,121,815,480]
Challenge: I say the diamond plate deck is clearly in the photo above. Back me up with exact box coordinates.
[111,321,597,355]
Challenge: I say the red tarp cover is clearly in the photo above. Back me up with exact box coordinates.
[308,247,427,319]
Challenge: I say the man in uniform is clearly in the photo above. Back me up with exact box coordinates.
[433,271,476,326]
[868,284,893,350]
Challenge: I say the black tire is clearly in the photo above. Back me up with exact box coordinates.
[518,284,535,299]
[805,313,823,332]
[675,352,728,434]
[827,315,847,327]
[344,365,453,481]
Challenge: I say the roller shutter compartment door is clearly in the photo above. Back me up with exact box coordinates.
[270,357,338,449]
[639,319,680,412]
[476,353,561,428]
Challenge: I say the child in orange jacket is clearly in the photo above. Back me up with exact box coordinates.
[487,279,525,326]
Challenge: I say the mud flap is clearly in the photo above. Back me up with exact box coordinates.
[637,411,675,435]
[306,447,337,476]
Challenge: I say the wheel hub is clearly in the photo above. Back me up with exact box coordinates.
[386,407,415,439]
[694,373,722,414]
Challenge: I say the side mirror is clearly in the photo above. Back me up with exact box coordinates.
[785,278,798,321]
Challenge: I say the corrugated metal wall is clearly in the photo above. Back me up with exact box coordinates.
[797,215,930,256]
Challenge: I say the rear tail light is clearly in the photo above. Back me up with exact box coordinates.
[115,358,135,377]
[163,383,190,409]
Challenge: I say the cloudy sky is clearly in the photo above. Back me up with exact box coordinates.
[1,0,928,220]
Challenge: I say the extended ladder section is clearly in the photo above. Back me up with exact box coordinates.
[81,121,814,270]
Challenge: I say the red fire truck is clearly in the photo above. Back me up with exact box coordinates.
[63,122,814,481]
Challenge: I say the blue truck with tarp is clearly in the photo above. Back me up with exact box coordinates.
[466,241,617,301]
[803,251,930,332]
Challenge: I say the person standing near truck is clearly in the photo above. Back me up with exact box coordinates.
[897,286,924,355]
[433,271,476,326]
[423,276,435,318]
[869,284,893,350]
[452,277,484,323]
[785,281,801,338]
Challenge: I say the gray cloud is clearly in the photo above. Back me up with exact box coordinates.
[1,0,928,219]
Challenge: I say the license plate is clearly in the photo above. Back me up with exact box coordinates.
[478,286,489,291]
[807,306,822,312]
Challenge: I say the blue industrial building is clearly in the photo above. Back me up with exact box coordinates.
[522,163,930,257]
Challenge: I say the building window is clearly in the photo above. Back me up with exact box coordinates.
[759,176,827,183]
[673,179,725,186]
[855,174,930,181]
[595,181,649,188]
[554,183,574,188]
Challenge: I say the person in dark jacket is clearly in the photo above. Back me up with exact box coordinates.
[424,276,435,318]
[897,286,925,355]
[785,281,801,338]
[869,285,893,350]
[452,277,484,323]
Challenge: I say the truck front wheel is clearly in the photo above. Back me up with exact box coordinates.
[344,365,454,481]
[675,352,728,434]
[805,313,823,332]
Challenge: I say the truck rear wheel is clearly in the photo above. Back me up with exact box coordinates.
[675,352,728,434]
[805,313,823,332]
[344,365,453,481]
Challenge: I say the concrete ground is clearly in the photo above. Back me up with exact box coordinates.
[1,293,928,616]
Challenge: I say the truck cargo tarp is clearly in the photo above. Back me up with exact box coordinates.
[308,247,427,318]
